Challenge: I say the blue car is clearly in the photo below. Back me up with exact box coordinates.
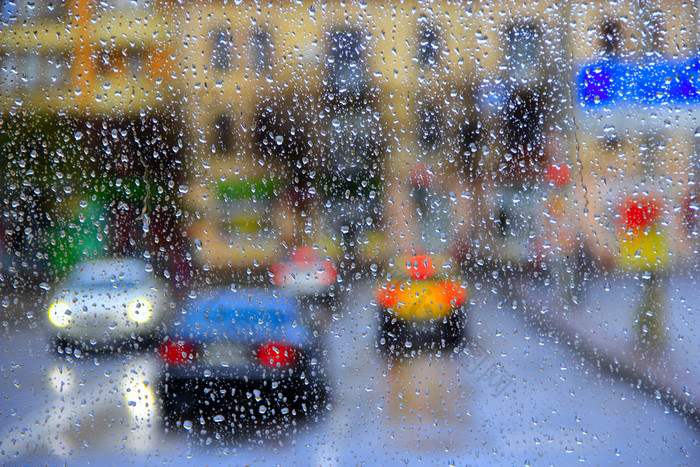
[157,287,329,433]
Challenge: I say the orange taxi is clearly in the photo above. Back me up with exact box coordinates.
[375,255,468,357]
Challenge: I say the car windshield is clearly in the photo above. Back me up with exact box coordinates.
[67,260,152,285]
[2,1,700,464]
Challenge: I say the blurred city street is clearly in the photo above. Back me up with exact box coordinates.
[3,0,700,464]
[1,275,698,465]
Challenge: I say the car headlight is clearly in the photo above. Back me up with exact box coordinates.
[48,302,71,327]
[48,365,74,394]
[123,379,155,421]
[128,298,153,324]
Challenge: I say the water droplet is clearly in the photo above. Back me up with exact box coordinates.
[213,415,224,422]
[183,420,193,430]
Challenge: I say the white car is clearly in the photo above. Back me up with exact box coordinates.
[269,247,338,300]
[46,258,167,348]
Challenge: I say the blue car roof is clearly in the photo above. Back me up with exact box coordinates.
[171,287,309,344]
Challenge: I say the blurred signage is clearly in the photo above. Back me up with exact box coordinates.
[578,58,700,107]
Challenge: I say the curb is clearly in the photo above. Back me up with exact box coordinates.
[522,306,700,430]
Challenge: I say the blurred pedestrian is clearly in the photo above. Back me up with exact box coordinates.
[617,195,670,350]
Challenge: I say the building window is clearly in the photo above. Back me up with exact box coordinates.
[97,0,136,13]
[503,90,545,182]
[640,133,662,176]
[211,28,233,71]
[250,27,272,73]
[417,105,443,151]
[0,54,20,91]
[327,28,366,98]
[644,15,665,56]
[126,49,143,78]
[46,52,70,87]
[417,22,441,67]
[460,116,482,176]
[601,19,622,58]
[506,22,541,66]
[324,108,380,205]
[95,48,141,80]
[213,114,234,153]
[22,52,42,89]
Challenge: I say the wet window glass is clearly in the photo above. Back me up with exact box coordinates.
[1,1,699,464]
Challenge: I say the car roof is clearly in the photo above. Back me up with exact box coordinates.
[174,287,308,343]
[66,258,153,284]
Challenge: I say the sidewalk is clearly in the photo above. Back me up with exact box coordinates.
[516,268,700,428]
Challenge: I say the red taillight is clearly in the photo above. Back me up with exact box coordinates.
[270,262,289,286]
[291,246,315,263]
[545,162,570,187]
[409,162,433,188]
[158,340,197,365]
[257,342,299,369]
[318,260,338,285]
[271,259,338,286]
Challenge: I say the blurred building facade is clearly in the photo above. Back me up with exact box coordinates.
[0,0,186,283]
[1,0,698,283]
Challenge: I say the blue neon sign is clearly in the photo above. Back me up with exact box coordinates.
[578,58,700,107]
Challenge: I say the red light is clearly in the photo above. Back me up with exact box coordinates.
[158,340,197,365]
[269,261,289,286]
[407,255,436,280]
[291,246,315,263]
[257,342,299,369]
[620,196,661,232]
[545,162,570,187]
[409,163,433,188]
[317,260,338,285]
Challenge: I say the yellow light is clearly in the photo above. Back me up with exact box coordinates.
[128,298,153,324]
[48,302,71,327]
[392,282,454,321]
